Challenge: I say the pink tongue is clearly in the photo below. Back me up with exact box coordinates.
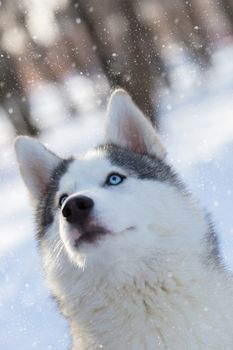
[72,228,81,241]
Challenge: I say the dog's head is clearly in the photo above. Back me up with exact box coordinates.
[15,90,206,283]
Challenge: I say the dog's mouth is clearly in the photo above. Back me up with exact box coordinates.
[68,223,135,248]
[72,226,109,247]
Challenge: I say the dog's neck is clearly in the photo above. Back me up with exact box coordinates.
[44,240,226,350]
[41,210,227,350]
[66,256,230,350]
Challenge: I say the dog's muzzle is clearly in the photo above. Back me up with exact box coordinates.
[62,195,108,246]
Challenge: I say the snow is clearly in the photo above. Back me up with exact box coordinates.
[1,44,233,348]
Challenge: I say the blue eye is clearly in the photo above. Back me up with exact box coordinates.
[106,173,126,186]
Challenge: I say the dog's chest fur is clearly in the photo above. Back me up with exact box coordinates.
[42,239,233,350]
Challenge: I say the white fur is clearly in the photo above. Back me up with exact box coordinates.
[15,90,233,349]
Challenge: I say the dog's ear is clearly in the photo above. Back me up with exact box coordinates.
[14,136,62,200]
[105,89,166,159]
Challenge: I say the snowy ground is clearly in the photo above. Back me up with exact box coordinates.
[0,43,233,349]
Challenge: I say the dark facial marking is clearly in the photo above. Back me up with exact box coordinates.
[205,213,223,270]
[98,144,183,188]
[36,158,73,240]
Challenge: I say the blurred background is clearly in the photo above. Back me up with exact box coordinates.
[0,0,233,349]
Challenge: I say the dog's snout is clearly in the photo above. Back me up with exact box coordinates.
[62,195,94,224]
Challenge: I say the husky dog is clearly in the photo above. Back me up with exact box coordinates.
[15,89,233,349]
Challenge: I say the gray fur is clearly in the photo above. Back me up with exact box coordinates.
[205,214,223,270]
[99,143,183,188]
[36,158,73,240]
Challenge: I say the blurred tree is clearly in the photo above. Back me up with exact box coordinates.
[72,1,114,83]
[0,0,232,138]
[182,0,211,66]
[119,0,163,125]
[162,0,211,67]
[75,0,167,125]
[0,50,39,136]
[218,0,233,30]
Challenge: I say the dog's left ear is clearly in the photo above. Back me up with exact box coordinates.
[105,89,166,159]
[14,136,62,201]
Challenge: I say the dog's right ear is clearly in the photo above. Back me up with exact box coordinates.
[105,89,166,159]
[14,136,62,201]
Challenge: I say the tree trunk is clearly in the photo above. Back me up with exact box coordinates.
[219,0,233,31]
[75,0,162,126]
[182,0,211,67]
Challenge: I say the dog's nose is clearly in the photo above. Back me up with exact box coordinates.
[62,195,94,224]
